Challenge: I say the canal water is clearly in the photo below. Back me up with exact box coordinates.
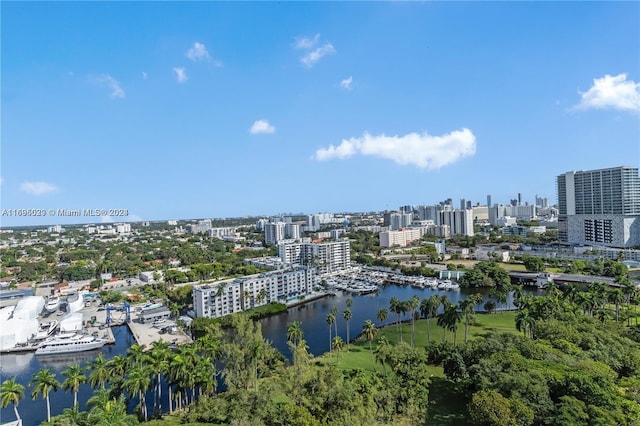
[0,285,526,425]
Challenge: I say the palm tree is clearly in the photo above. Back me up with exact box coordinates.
[458,298,475,343]
[330,306,339,339]
[346,297,353,308]
[326,313,335,356]
[125,365,151,421]
[420,295,441,343]
[441,304,463,345]
[596,307,609,324]
[561,283,579,305]
[374,335,391,376]
[61,363,87,408]
[376,307,388,325]
[389,296,402,342]
[513,285,526,309]
[106,354,128,379]
[194,358,216,398]
[30,368,60,422]
[167,353,187,413]
[287,320,304,347]
[398,300,409,341]
[589,281,608,308]
[332,336,344,361]
[89,353,110,390]
[436,301,451,342]
[576,292,594,316]
[409,295,420,347]
[342,308,352,350]
[87,389,138,426]
[126,343,147,368]
[492,290,508,312]
[609,289,626,322]
[148,340,171,414]
[515,309,535,338]
[619,277,635,326]
[362,320,378,372]
[1,377,25,422]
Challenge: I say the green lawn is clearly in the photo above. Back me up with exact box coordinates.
[317,311,519,372]
[313,314,520,425]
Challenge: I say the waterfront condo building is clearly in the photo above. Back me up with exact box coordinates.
[278,240,351,274]
[193,266,316,318]
[557,166,640,248]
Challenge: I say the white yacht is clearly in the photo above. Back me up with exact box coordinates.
[65,292,84,313]
[45,297,61,313]
[35,333,106,355]
[34,320,59,341]
[437,280,460,290]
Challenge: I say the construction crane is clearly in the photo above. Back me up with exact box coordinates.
[106,302,131,326]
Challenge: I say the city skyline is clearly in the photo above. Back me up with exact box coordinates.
[2,2,639,227]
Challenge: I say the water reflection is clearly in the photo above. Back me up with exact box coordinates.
[260,285,516,358]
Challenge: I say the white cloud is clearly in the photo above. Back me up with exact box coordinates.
[574,73,640,112]
[314,128,477,170]
[340,76,353,90]
[96,74,125,99]
[142,71,148,80]
[300,43,336,68]
[249,120,276,135]
[173,67,188,83]
[20,181,58,195]
[294,34,320,49]
[186,42,210,62]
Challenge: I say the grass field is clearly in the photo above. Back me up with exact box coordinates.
[316,311,519,372]
[312,312,518,425]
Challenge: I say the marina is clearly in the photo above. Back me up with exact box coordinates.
[0,280,525,425]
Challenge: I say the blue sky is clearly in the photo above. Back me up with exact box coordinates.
[1,2,639,226]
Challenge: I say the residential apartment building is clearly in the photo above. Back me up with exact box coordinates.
[389,212,413,231]
[264,222,286,246]
[557,166,640,248]
[209,227,237,239]
[284,223,301,240]
[439,209,474,237]
[278,240,351,274]
[379,228,424,247]
[193,267,316,318]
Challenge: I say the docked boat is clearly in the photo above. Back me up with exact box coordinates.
[44,297,61,313]
[35,333,106,355]
[65,292,84,313]
[34,320,59,341]
[437,280,460,290]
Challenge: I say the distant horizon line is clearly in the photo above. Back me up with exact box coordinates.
[0,203,560,230]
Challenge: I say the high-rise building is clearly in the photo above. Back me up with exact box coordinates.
[557,166,640,248]
[390,212,413,230]
[439,209,474,237]
[487,194,492,208]
[278,240,351,274]
[284,223,301,240]
[535,195,549,208]
[264,222,286,245]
